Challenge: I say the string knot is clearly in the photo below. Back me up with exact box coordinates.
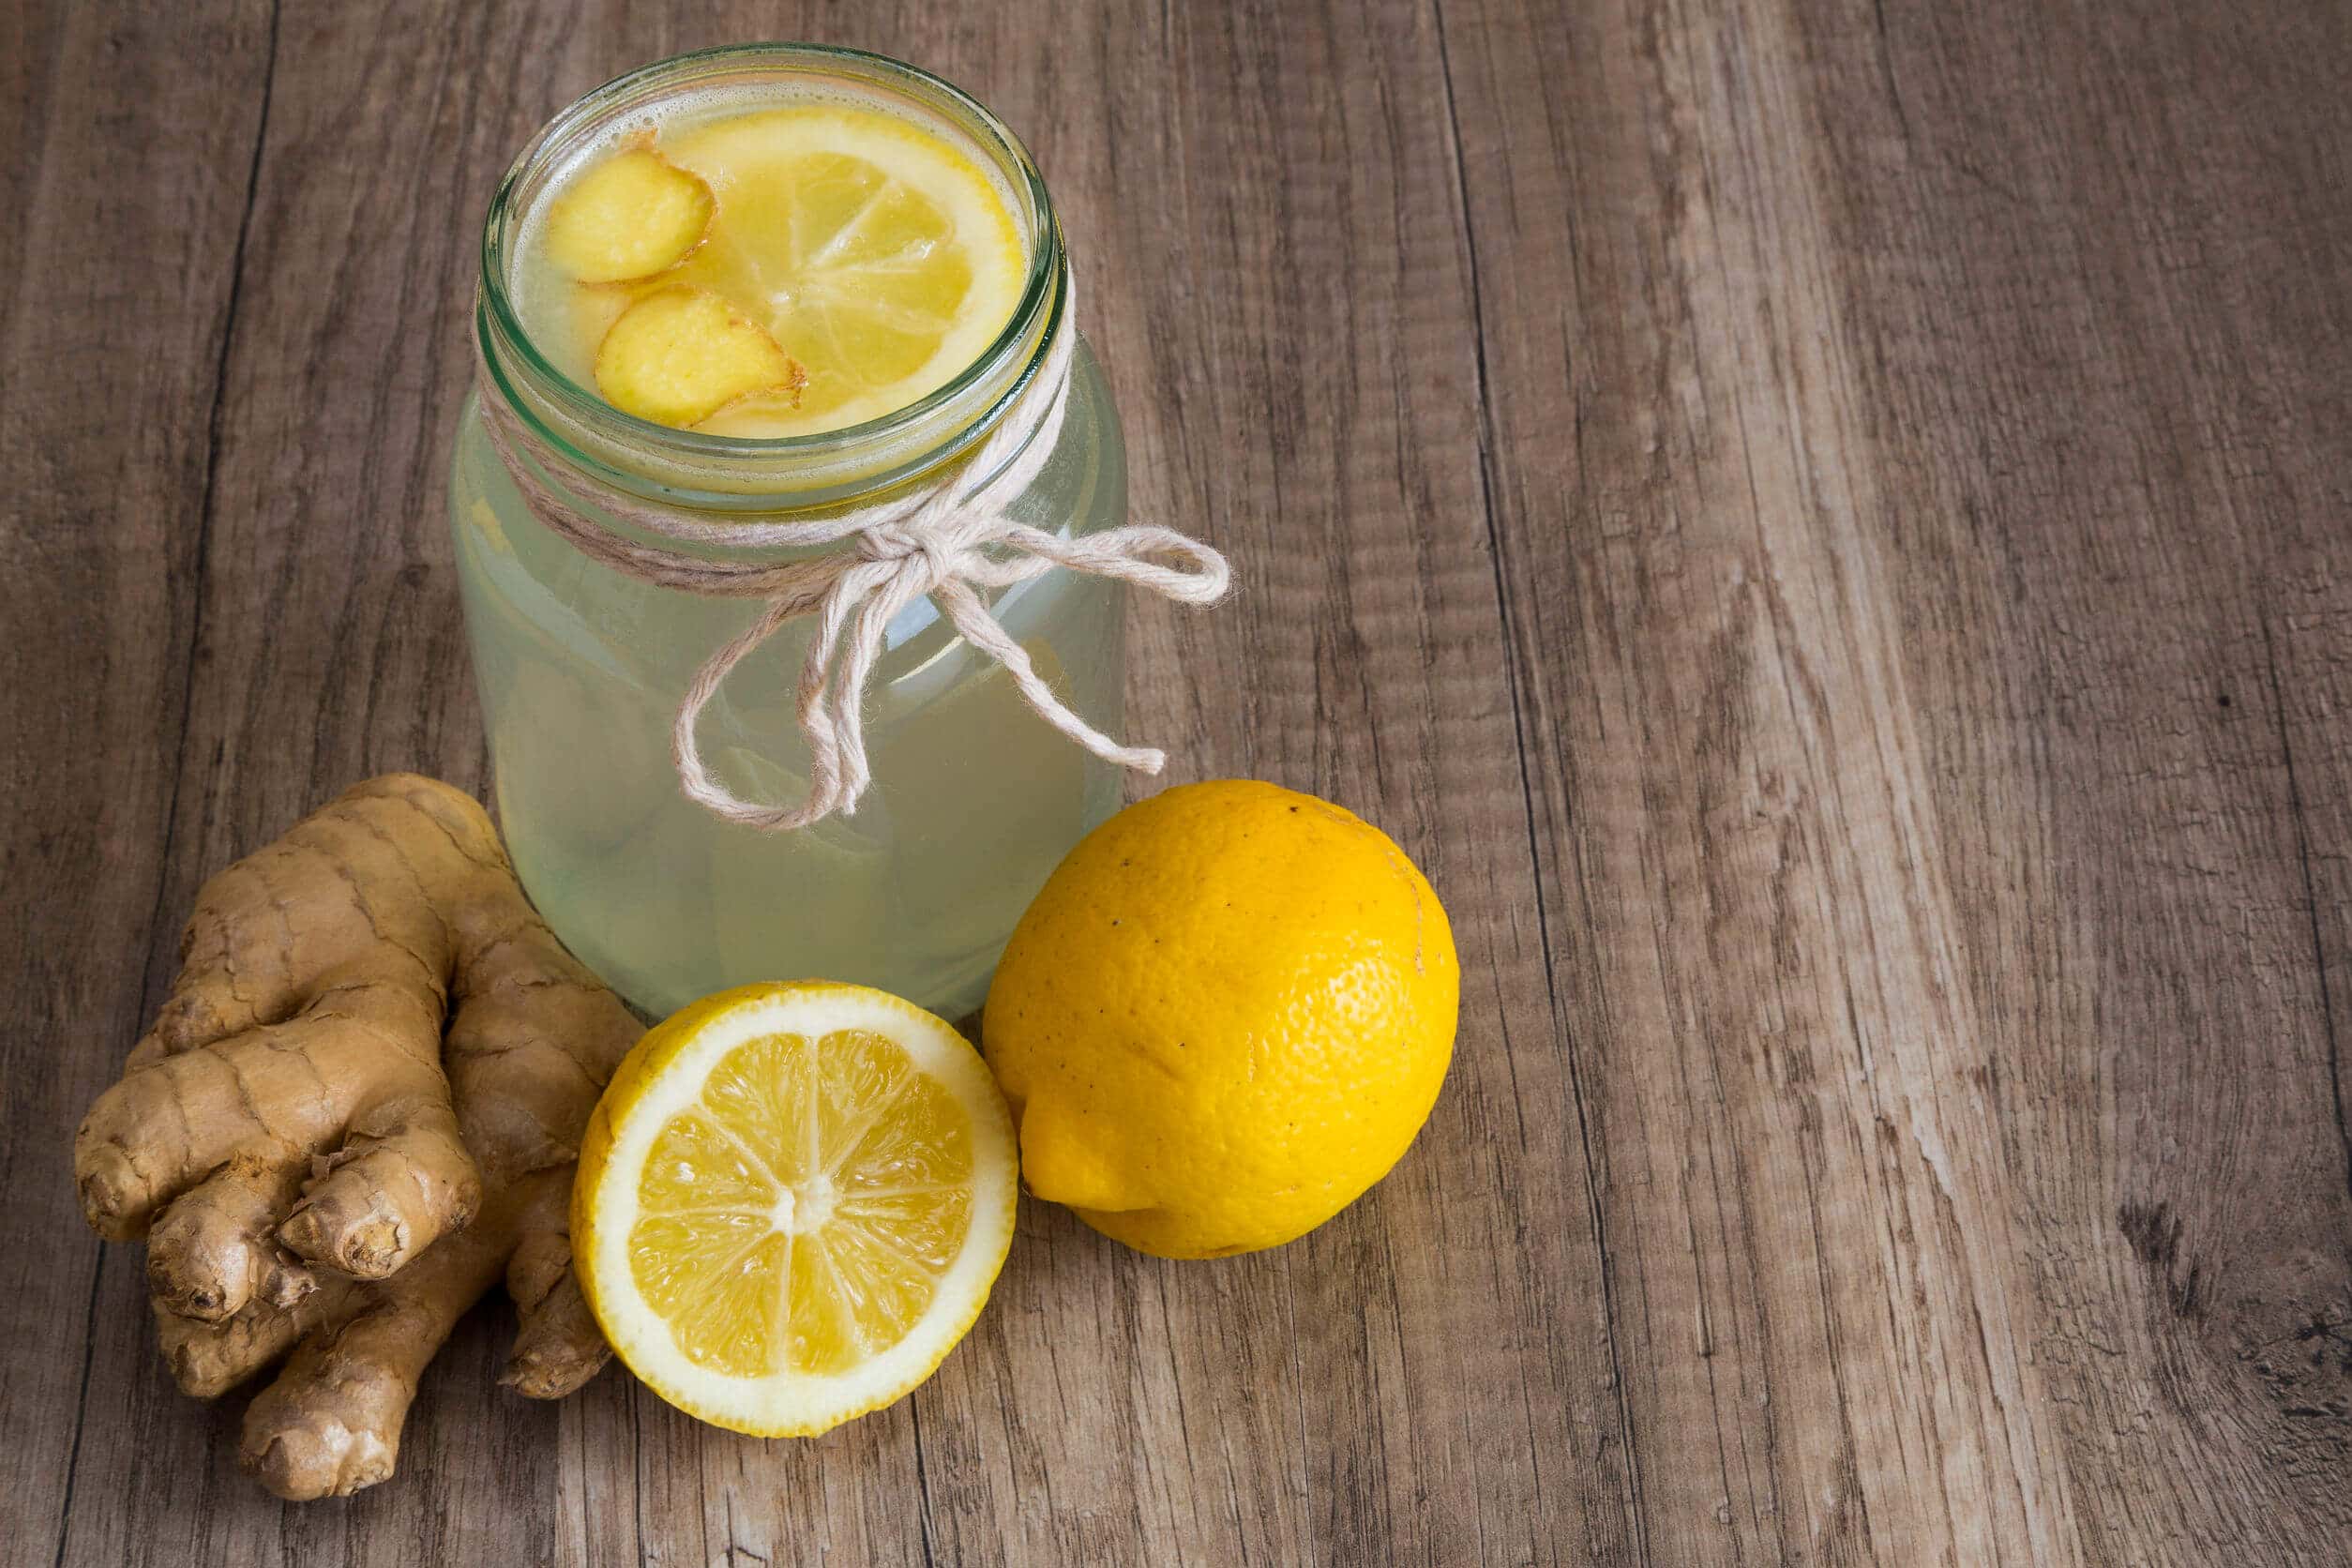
[472,276,1229,834]
[855,520,957,584]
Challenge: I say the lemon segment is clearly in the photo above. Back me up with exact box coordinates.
[555,105,1026,437]
[573,982,1018,1436]
[543,145,715,283]
[593,287,806,428]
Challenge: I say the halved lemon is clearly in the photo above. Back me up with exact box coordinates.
[572,982,1018,1436]
[568,104,1026,436]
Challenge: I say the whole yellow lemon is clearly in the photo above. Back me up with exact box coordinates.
[983,779,1457,1258]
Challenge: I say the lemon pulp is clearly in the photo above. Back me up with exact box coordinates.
[534,104,1027,436]
[630,1026,976,1377]
[573,982,1018,1437]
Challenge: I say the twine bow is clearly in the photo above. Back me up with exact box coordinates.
[474,284,1229,832]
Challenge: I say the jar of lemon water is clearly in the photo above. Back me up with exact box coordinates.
[451,44,1220,1018]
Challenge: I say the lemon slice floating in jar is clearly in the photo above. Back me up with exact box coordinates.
[572,982,1018,1436]
[556,104,1028,437]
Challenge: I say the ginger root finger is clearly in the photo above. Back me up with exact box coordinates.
[239,1211,514,1501]
[72,775,516,1253]
[157,1275,356,1398]
[276,1092,479,1277]
[77,775,645,1498]
[76,994,454,1244]
[505,1269,607,1398]
[499,1169,611,1398]
[235,1167,615,1500]
[145,1158,312,1323]
[437,913,641,1404]
[75,776,547,1250]
[233,1181,619,1500]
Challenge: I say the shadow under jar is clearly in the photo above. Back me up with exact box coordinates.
[450,44,1128,1020]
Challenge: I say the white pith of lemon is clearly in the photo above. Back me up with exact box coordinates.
[572,982,1018,1436]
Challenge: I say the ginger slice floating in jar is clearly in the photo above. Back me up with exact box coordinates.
[545,145,716,284]
[595,286,807,429]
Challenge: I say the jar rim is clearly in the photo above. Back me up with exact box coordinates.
[476,42,1066,510]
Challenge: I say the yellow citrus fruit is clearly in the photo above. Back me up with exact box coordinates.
[983,780,1458,1259]
[572,982,1018,1436]
[560,105,1026,436]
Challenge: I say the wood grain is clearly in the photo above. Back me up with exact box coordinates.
[1,0,274,1557]
[3,0,2347,1561]
[1445,0,2352,1559]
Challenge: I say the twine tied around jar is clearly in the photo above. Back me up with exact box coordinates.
[473,283,1229,833]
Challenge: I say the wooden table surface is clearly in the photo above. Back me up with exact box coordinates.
[8,0,2350,1562]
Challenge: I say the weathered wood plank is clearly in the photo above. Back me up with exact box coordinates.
[1440,0,2073,1556]
[0,4,274,1562]
[1444,0,2352,1560]
[1804,1,2352,1556]
[1798,0,2352,1557]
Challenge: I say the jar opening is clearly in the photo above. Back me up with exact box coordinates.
[477,43,1066,512]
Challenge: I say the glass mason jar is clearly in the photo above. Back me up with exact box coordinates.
[450,44,1126,1020]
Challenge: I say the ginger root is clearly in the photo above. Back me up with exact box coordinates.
[595,285,806,427]
[544,143,715,283]
[73,775,642,1499]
